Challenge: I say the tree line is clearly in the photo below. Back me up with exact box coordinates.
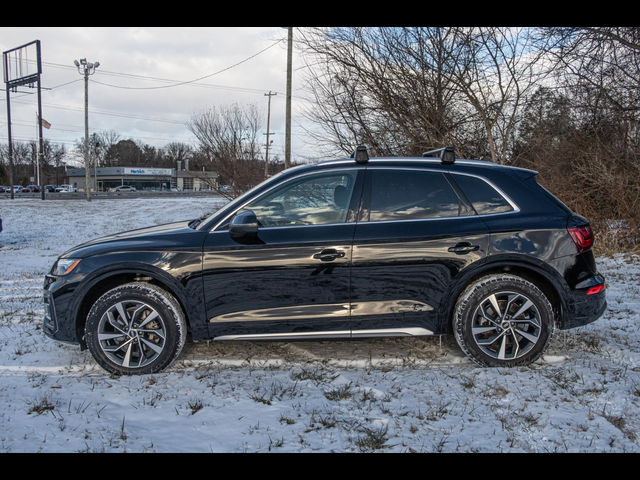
[0,122,288,197]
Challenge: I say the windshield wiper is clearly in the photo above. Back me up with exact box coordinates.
[189,213,211,230]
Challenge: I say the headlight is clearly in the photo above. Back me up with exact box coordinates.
[53,259,81,276]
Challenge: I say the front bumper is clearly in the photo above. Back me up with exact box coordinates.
[43,290,58,337]
[43,274,82,345]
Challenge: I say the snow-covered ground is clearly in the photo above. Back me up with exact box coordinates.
[0,197,639,453]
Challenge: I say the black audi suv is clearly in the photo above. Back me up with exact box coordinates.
[43,148,607,375]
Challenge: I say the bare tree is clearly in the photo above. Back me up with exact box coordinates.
[38,140,66,185]
[536,27,640,155]
[447,27,547,164]
[165,142,193,167]
[188,103,265,197]
[298,27,476,158]
[95,131,121,167]
[538,28,640,110]
[298,27,545,163]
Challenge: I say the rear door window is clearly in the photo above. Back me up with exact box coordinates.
[368,170,462,222]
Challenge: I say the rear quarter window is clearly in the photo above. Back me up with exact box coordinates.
[453,175,514,216]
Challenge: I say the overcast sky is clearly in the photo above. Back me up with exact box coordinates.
[0,27,317,164]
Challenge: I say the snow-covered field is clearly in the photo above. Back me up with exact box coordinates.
[0,197,639,453]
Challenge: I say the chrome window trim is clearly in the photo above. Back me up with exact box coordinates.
[210,167,366,233]
[210,222,358,234]
[238,222,357,232]
[210,165,520,233]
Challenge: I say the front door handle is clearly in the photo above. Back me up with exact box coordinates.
[313,249,346,262]
[448,243,481,255]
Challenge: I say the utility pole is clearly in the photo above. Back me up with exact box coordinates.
[5,86,14,200]
[93,134,100,193]
[264,91,277,179]
[31,141,37,185]
[281,27,293,169]
[74,58,100,202]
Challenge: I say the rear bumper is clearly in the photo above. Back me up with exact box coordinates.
[560,274,608,330]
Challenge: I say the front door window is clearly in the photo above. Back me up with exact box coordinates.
[239,171,359,228]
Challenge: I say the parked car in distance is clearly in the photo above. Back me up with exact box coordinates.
[13,186,24,194]
[0,186,10,193]
[23,185,41,193]
[44,185,58,193]
[43,147,608,376]
[56,185,78,193]
[109,186,137,193]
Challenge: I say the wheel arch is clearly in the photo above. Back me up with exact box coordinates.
[444,257,569,334]
[72,265,197,349]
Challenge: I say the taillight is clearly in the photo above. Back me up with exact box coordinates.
[587,285,606,296]
[568,226,595,253]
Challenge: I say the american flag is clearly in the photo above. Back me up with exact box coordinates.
[38,115,51,130]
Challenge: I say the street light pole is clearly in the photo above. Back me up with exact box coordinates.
[74,58,100,202]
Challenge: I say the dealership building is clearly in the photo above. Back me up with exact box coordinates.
[66,166,219,192]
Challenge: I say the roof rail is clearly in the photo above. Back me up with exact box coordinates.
[423,146,456,165]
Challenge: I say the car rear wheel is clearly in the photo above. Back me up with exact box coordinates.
[85,283,187,376]
[453,275,555,368]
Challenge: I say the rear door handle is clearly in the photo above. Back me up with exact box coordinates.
[448,243,481,255]
[313,249,346,262]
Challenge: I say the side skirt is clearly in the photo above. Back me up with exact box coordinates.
[213,327,434,342]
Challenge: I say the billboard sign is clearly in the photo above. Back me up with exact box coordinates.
[3,40,41,87]
[124,167,174,177]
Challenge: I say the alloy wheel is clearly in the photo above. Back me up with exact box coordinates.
[471,291,543,362]
[97,301,167,370]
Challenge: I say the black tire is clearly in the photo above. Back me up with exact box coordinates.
[453,275,554,368]
[85,283,187,376]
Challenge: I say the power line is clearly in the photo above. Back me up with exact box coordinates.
[10,99,187,125]
[88,39,285,91]
[34,60,300,98]
[9,120,196,145]
[50,78,84,90]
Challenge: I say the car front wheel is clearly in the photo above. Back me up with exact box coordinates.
[85,283,187,376]
[453,275,555,368]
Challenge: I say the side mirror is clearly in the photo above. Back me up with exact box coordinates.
[229,211,259,240]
